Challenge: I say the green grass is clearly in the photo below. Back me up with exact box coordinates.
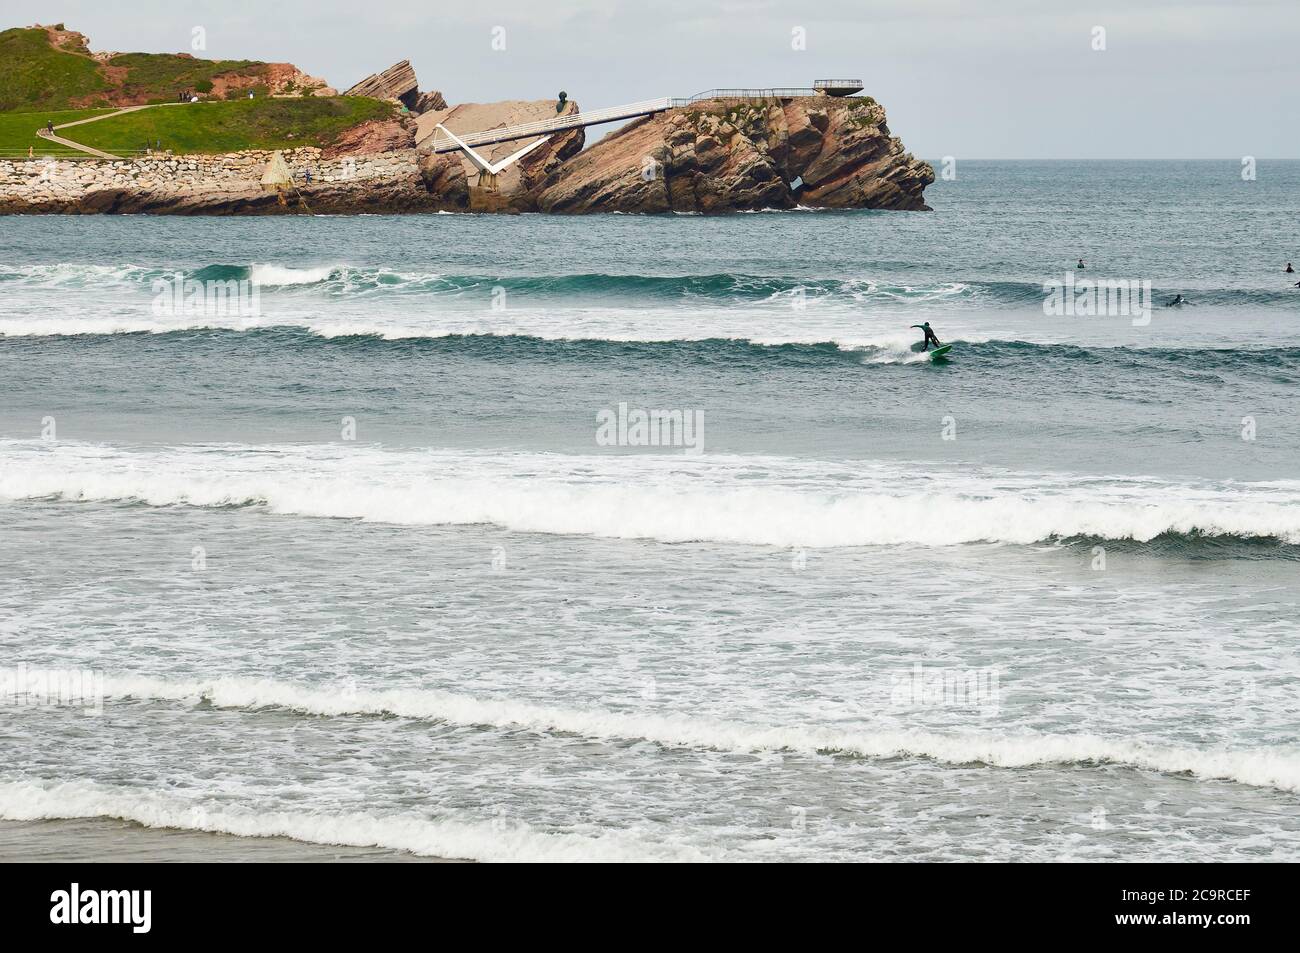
[0,97,392,159]
[0,106,117,158]
[104,52,263,103]
[68,97,393,155]
[0,27,393,159]
[0,27,108,112]
[0,26,321,114]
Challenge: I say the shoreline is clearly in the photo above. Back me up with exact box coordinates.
[0,818,466,863]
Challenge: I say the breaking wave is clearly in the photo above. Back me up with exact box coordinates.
[0,778,717,862]
[3,262,1297,308]
[66,674,1300,794]
[2,441,1298,548]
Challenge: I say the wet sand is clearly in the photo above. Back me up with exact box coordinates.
[0,818,466,863]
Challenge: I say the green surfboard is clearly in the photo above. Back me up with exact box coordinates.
[928,344,953,360]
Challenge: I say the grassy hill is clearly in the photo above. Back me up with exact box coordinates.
[97,52,265,104]
[0,26,109,111]
[0,24,396,158]
[0,97,394,158]
[0,25,328,111]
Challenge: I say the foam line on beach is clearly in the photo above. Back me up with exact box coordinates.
[0,778,719,863]
[103,675,1300,794]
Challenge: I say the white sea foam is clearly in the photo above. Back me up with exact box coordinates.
[844,278,971,303]
[1,441,1297,547]
[247,263,338,286]
[97,674,1300,794]
[0,778,718,862]
[0,307,989,351]
[0,263,150,288]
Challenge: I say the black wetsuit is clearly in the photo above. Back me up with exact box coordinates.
[912,324,941,351]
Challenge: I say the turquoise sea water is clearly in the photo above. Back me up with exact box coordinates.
[1,161,1298,861]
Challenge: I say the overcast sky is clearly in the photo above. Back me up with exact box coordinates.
[9,0,1298,158]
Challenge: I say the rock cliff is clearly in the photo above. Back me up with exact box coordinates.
[344,60,445,115]
[533,96,932,213]
[321,115,416,158]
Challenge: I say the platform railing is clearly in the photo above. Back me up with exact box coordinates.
[667,88,817,106]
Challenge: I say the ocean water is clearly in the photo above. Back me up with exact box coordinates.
[1,160,1298,862]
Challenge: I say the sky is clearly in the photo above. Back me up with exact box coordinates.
[7,0,1298,158]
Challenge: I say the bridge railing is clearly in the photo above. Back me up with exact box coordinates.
[422,97,673,153]
[421,86,852,153]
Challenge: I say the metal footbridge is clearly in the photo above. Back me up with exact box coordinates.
[418,81,863,155]
[422,97,673,154]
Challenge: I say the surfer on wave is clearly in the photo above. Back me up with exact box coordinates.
[911,322,942,351]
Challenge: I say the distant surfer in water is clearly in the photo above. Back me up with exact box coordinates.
[1167,294,1185,307]
[1077,258,1085,270]
[1287,263,1294,273]
[911,322,942,351]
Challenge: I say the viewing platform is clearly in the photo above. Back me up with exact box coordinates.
[813,79,865,96]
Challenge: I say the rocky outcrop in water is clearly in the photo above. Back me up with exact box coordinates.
[533,96,932,213]
[0,92,931,215]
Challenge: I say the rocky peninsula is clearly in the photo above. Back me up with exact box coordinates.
[0,25,933,215]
